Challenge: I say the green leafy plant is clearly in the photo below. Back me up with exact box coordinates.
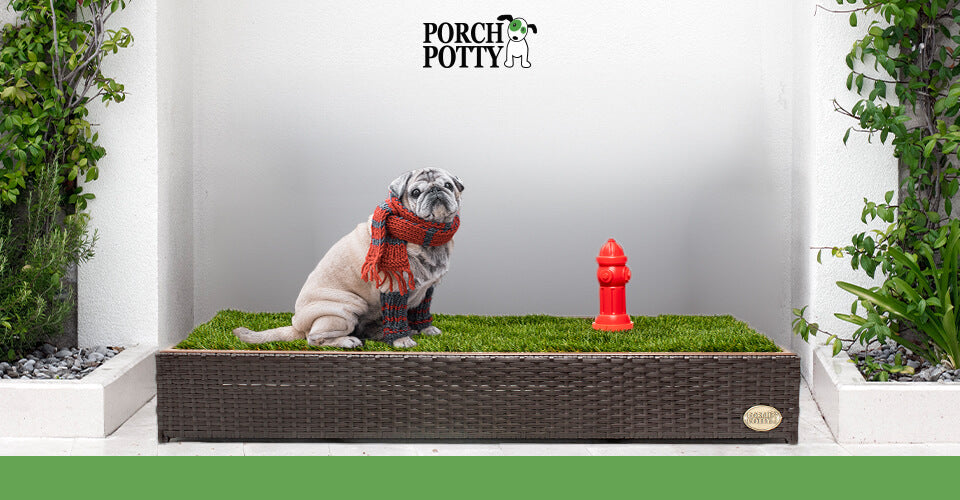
[795,1,960,370]
[0,0,130,355]
[0,160,94,359]
[835,219,960,368]
[1,0,132,210]
[859,352,915,381]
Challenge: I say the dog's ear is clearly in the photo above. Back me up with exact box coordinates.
[497,14,513,22]
[388,171,413,199]
[528,24,537,34]
[453,176,465,193]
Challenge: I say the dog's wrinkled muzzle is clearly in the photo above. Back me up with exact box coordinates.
[420,187,456,221]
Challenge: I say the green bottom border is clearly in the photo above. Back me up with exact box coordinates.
[1,457,956,498]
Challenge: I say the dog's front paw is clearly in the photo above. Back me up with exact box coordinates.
[319,336,362,349]
[418,325,442,336]
[391,336,418,348]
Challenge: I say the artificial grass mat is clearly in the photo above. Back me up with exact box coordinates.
[175,310,781,353]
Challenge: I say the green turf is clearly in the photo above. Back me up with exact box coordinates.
[175,310,781,353]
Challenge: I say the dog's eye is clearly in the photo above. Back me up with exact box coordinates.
[411,189,421,198]
[444,182,453,190]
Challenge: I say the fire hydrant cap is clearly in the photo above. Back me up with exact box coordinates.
[596,238,627,266]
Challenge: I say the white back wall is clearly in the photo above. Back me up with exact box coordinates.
[809,7,897,359]
[192,0,799,345]
[157,0,196,349]
[3,1,895,362]
[78,0,160,348]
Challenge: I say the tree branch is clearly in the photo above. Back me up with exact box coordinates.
[852,71,908,85]
[814,2,884,16]
[48,0,61,95]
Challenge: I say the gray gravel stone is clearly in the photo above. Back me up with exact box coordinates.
[919,366,946,381]
[854,344,959,382]
[4,345,123,380]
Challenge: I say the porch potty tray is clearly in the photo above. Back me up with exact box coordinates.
[157,312,799,443]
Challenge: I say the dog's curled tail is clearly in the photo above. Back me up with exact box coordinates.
[233,326,302,344]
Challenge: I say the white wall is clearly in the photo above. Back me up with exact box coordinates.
[78,1,160,348]
[2,2,195,348]
[791,1,816,378]
[0,6,16,26]
[189,0,801,348]
[2,1,896,362]
[807,5,897,371]
[157,1,196,348]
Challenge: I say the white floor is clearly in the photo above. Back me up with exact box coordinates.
[3,379,959,456]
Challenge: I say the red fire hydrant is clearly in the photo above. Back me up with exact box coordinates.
[593,239,634,331]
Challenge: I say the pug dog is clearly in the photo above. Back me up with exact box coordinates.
[233,168,463,348]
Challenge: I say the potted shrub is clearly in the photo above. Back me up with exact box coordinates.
[0,0,155,439]
[0,0,131,365]
[794,0,960,442]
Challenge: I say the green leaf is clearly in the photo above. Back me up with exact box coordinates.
[833,339,842,356]
[924,139,937,157]
[862,257,878,278]
[836,281,912,321]
[850,12,858,26]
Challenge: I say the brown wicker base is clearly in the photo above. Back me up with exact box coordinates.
[156,350,799,443]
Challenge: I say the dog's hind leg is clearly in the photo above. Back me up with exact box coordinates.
[306,316,362,348]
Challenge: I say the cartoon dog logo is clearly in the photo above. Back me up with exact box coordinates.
[497,14,537,68]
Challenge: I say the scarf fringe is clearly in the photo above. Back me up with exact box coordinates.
[361,261,415,294]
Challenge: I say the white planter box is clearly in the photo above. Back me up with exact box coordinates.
[811,344,960,443]
[0,344,156,437]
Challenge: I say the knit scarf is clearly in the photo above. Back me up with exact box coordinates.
[361,194,459,294]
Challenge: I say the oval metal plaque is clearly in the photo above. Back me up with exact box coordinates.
[742,405,782,432]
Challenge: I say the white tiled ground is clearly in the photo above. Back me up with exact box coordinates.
[3,379,960,456]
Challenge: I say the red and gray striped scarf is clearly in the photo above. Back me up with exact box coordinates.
[361,194,459,294]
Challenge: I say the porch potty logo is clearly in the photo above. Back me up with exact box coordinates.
[423,14,538,69]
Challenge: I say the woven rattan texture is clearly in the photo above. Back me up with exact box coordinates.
[156,352,799,443]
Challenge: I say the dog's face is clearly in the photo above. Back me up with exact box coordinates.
[389,168,464,223]
[507,17,531,41]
